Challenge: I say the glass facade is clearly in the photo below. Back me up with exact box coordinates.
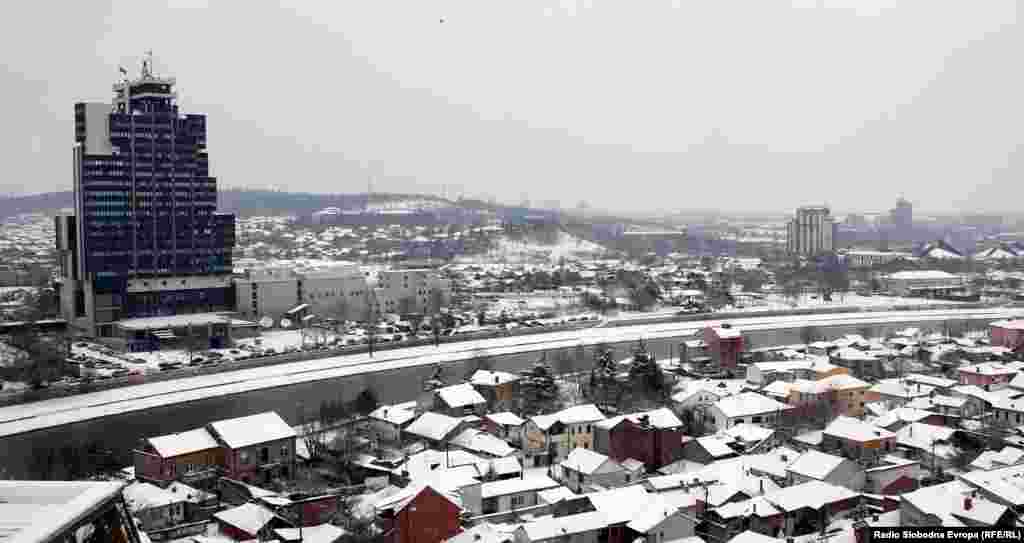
[74,72,235,320]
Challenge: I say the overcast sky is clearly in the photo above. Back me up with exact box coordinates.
[1,1,1021,215]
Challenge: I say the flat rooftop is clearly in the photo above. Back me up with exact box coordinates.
[116,312,242,330]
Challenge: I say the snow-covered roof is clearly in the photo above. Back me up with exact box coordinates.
[723,423,773,444]
[586,485,652,524]
[537,486,576,504]
[727,531,784,543]
[904,373,957,389]
[823,416,895,442]
[960,464,1024,506]
[519,511,609,540]
[595,407,683,430]
[123,482,181,511]
[958,362,1017,376]
[561,447,619,475]
[969,447,1024,471]
[786,450,846,481]
[556,404,606,424]
[274,524,346,543]
[626,494,680,534]
[761,480,857,512]
[869,379,934,399]
[489,456,522,476]
[896,422,956,452]
[715,497,781,520]
[146,427,220,458]
[714,392,791,419]
[760,381,793,398]
[903,481,1007,525]
[437,383,487,408]
[872,407,936,429]
[695,436,738,458]
[485,412,526,427]
[208,411,296,449]
[450,428,516,458]
[404,412,463,442]
[213,502,276,536]
[889,270,958,280]
[116,312,234,330]
[481,475,561,499]
[447,523,514,543]
[165,481,215,504]
[470,369,520,386]
[0,480,129,543]
[368,402,418,426]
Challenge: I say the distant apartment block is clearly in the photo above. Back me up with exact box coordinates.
[234,263,372,323]
[844,250,913,269]
[786,206,836,256]
[57,56,236,345]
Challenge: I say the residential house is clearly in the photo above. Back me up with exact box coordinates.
[829,347,885,379]
[990,319,1024,351]
[513,510,609,543]
[682,436,740,465]
[871,407,943,432]
[404,412,465,448]
[869,379,934,409]
[213,502,279,541]
[434,383,489,417]
[559,448,629,493]
[522,404,606,467]
[904,373,957,393]
[744,358,845,387]
[133,427,223,487]
[624,494,695,543]
[446,523,514,543]
[704,325,744,370]
[707,392,792,431]
[449,428,517,459]
[905,394,979,422]
[275,524,346,543]
[755,481,859,536]
[483,412,527,445]
[122,481,186,532]
[864,456,923,495]
[376,484,464,543]
[460,475,562,515]
[895,423,962,471]
[592,408,685,471]
[785,450,864,491]
[787,374,877,420]
[471,370,520,409]
[368,402,419,443]
[900,481,1015,527]
[207,411,297,483]
[709,499,785,541]
[989,397,1024,429]
[957,363,1017,390]
[723,424,775,453]
[821,416,897,461]
[165,480,219,522]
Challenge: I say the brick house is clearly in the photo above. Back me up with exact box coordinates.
[991,320,1024,352]
[376,484,463,543]
[470,370,520,409]
[133,427,223,487]
[592,408,685,471]
[207,411,297,483]
[704,325,744,370]
[957,363,1017,390]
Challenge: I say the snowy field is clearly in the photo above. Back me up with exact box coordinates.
[495,230,608,263]
[724,292,964,312]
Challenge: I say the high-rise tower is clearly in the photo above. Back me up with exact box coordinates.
[57,54,236,340]
[785,205,836,256]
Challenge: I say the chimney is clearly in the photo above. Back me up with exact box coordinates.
[495,375,499,384]
[475,535,482,541]
[964,497,973,510]
[759,479,764,493]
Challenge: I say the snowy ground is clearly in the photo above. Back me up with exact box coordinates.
[728,292,965,312]
[495,230,609,263]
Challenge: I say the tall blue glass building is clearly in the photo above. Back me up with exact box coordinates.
[57,58,236,338]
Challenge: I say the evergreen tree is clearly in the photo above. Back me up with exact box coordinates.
[627,342,666,405]
[588,345,622,411]
[518,356,559,415]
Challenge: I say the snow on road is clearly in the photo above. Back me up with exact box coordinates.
[0,306,1018,438]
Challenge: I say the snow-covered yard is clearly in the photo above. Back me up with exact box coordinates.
[496,230,609,263]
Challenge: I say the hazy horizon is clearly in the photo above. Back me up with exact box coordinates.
[2,1,1022,215]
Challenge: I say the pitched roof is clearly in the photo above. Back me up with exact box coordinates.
[872,407,936,429]
[531,404,606,430]
[208,411,296,449]
[728,531,784,543]
[123,482,181,511]
[626,494,680,533]
[586,485,652,524]
[368,402,418,426]
[695,436,738,458]
[760,481,857,512]
[447,523,514,543]
[480,476,560,499]
[714,392,791,419]
[561,447,620,475]
[715,497,782,520]
[274,524,346,543]
[595,407,683,430]
[969,447,1024,471]
[146,427,220,458]
[485,412,526,427]
[519,511,609,540]
[450,428,516,457]
[437,383,487,408]
[786,450,846,481]
[471,370,520,386]
[405,412,462,442]
[213,502,276,536]
[903,481,1007,525]
[823,416,895,442]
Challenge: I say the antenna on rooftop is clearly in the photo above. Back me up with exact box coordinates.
[141,50,154,79]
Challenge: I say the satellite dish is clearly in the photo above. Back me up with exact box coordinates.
[280,318,293,329]
[259,316,273,329]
